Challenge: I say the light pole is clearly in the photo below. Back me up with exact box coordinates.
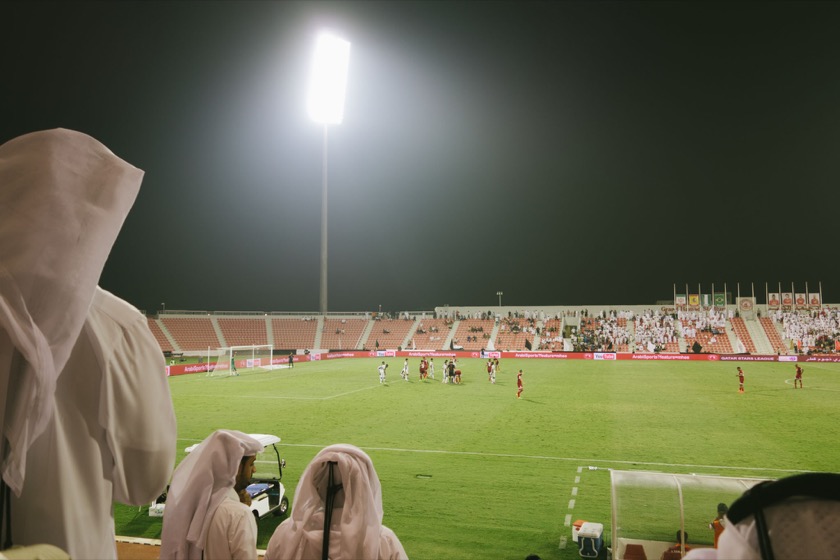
[496,291,503,307]
[308,31,351,315]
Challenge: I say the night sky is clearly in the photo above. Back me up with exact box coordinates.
[3,1,839,313]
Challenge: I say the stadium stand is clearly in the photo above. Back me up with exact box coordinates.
[161,316,222,351]
[217,316,269,347]
[772,309,840,353]
[272,317,318,350]
[760,316,789,354]
[634,311,678,353]
[411,318,451,350]
[575,316,633,352]
[451,319,494,351]
[320,317,367,350]
[147,317,174,353]
[369,318,416,350]
[148,305,837,357]
[684,330,733,354]
[729,317,757,354]
[495,318,534,351]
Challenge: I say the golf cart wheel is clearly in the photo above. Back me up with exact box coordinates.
[274,496,289,516]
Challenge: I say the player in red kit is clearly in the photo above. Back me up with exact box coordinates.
[516,370,524,399]
[794,364,803,389]
[736,366,745,393]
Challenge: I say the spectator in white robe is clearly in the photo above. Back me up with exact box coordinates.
[265,444,407,560]
[160,430,264,560]
[0,129,177,559]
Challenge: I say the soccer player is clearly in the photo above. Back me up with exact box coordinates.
[736,366,745,393]
[419,357,428,380]
[487,359,493,381]
[401,358,409,381]
[794,364,803,389]
[442,359,449,384]
[516,370,524,399]
[428,357,435,380]
[378,361,388,384]
[490,360,497,384]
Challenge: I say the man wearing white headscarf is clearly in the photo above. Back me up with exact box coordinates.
[0,129,177,559]
[265,444,407,560]
[160,430,264,560]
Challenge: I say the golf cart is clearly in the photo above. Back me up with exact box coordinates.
[150,433,290,520]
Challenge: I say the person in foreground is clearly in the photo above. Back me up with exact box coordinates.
[161,430,264,560]
[0,129,177,559]
[265,444,408,560]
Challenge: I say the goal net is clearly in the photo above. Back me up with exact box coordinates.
[207,344,275,377]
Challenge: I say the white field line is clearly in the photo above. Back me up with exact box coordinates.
[265,443,814,474]
[174,438,813,474]
[782,378,840,391]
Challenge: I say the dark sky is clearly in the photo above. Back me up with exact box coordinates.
[3,1,839,313]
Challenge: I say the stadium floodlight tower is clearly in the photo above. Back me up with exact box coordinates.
[307,31,351,315]
[497,291,503,307]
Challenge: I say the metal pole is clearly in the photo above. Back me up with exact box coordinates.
[320,125,329,314]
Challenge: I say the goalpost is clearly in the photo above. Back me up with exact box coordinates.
[206,344,275,377]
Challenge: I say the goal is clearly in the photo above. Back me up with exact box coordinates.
[207,344,275,377]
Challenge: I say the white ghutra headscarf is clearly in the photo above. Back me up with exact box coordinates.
[160,430,264,560]
[0,129,143,495]
[265,444,408,560]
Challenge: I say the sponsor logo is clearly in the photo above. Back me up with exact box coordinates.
[719,355,777,362]
[325,352,358,360]
[805,356,840,363]
[512,353,570,359]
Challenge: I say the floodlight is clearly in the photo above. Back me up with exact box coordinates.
[308,32,351,125]
[308,31,351,314]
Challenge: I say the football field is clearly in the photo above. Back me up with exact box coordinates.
[115,357,840,559]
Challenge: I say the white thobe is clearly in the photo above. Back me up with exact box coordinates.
[204,489,258,560]
[8,288,177,559]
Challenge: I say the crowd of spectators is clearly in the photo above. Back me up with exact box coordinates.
[571,312,632,352]
[677,309,730,339]
[770,308,840,354]
[634,310,677,353]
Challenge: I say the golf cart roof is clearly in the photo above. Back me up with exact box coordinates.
[185,433,281,453]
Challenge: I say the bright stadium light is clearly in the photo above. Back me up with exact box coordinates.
[308,32,351,125]
[308,31,350,315]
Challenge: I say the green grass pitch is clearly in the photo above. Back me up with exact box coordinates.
[114,357,840,559]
